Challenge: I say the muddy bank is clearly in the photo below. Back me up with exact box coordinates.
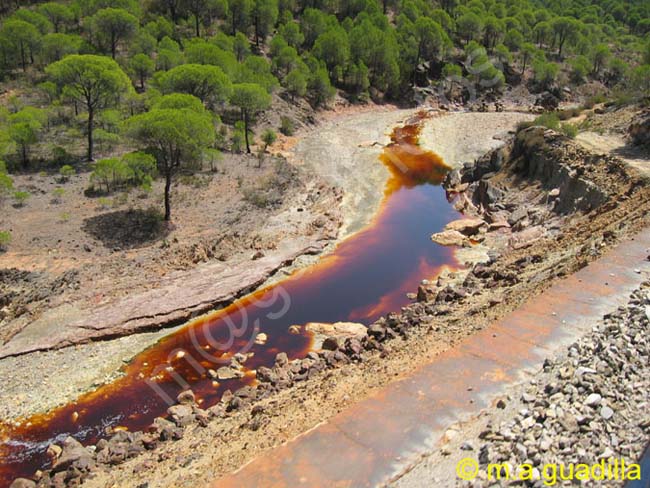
[16,113,650,488]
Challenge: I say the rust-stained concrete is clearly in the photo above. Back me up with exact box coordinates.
[212,228,650,488]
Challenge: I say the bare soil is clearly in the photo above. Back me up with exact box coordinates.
[0,151,342,418]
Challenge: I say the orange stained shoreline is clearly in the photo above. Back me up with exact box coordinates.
[0,112,459,486]
[213,230,650,488]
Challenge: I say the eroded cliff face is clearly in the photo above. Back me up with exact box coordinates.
[450,125,637,219]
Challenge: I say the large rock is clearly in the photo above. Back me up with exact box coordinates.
[0,238,328,358]
[629,109,650,146]
[305,322,366,350]
[508,226,546,250]
[444,218,486,236]
[52,437,93,472]
[431,230,467,247]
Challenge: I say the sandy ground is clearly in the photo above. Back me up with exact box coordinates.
[292,108,412,238]
[418,111,533,169]
[576,131,650,176]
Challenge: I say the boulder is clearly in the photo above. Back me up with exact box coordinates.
[305,322,366,351]
[52,437,93,472]
[444,218,486,236]
[431,230,467,247]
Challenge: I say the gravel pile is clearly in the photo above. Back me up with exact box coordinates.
[472,283,650,486]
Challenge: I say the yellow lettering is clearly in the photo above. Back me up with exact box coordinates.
[575,464,590,480]
[559,463,574,480]
[591,459,605,480]
[488,463,510,480]
[542,464,557,486]
[626,464,641,480]
[518,464,534,481]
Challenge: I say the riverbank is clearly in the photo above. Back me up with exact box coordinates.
[71,112,650,488]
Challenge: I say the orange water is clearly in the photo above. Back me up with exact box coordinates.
[0,113,459,486]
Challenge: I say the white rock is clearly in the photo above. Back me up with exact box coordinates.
[600,406,614,420]
[585,393,602,407]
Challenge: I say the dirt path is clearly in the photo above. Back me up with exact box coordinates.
[576,131,650,176]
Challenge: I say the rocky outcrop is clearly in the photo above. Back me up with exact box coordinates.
[509,127,610,214]
[0,238,328,359]
[629,109,650,147]
[448,126,623,217]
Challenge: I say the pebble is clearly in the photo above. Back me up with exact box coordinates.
[472,284,650,485]
[600,406,614,420]
[584,393,602,407]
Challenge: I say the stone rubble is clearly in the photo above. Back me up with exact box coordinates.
[465,283,650,487]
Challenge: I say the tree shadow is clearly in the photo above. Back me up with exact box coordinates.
[82,208,169,250]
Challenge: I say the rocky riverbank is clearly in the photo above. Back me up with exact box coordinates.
[6,110,650,488]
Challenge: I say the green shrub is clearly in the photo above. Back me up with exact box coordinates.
[51,146,74,166]
[59,164,76,182]
[51,187,65,203]
[560,123,578,138]
[0,230,10,250]
[262,129,277,149]
[442,63,462,78]
[532,112,560,130]
[122,152,156,185]
[90,158,133,193]
[280,116,295,136]
[231,129,245,153]
[13,191,30,207]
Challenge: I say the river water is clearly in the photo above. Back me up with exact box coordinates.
[0,114,462,486]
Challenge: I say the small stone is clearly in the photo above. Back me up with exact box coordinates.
[496,399,506,409]
[585,393,602,407]
[521,393,535,403]
[254,333,268,345]
[9,479,36,488]
[275,352,289,367]
[600,447,615,459]
[46,444,62,459]
[460,442,474,451]
[288,325,301,334]
[600,406,614,420]
[176,390,195,405]
[216,367,242,381]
